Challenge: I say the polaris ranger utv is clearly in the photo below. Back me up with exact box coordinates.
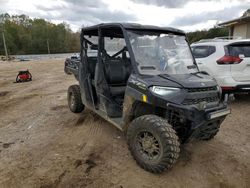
[65,23,230,173]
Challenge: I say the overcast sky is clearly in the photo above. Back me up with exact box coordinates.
[0,0,249,32]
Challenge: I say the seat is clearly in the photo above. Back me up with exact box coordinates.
[87,57,97,79]
[104,58,130,96]
[103,56,131,117]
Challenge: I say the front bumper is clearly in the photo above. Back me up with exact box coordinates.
[167,102,230,142]
[207,108,231,120]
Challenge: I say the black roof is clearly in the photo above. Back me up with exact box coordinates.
[81,23,185,35]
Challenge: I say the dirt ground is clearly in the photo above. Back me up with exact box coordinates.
[0,59,250,188]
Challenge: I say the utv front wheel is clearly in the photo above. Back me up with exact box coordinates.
[67,85,84,113]
[127,115,180,173]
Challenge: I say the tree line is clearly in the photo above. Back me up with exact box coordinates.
[187,27,228,44]
[0,13,229,55]
[0,13,80,55]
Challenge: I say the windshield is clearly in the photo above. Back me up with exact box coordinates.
[127,30,198,75]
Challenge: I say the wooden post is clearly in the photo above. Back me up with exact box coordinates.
[2,31,8,60]
[47,38,50,54]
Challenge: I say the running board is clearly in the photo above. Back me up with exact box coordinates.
[84,104,124,131]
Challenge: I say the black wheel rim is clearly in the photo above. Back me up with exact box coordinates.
[135,131,161,162]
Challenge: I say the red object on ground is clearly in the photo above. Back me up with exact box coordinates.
[19,74,30,80]
[16,70,32,82]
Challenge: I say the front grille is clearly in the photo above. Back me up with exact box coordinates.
[182,86,219,105]
[182,96,219,105]
[187,86,217,93]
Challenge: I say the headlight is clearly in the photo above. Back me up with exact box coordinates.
[150,86,180,96]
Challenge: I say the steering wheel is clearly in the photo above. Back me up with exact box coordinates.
[166,58,186,73]
[159,55,168,71]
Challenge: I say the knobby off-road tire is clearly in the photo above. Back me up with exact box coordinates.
[67,85,84,113]
[127,115,180,173]
[198,122,221,141]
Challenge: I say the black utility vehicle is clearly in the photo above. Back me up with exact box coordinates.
[65,23,231,173]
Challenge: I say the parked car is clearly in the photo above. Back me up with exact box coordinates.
[191,38,250,93]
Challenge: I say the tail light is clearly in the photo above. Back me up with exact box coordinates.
[216,55,242,65]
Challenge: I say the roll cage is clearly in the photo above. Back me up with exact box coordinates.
[80,23,186,75]
[79,23,187,119]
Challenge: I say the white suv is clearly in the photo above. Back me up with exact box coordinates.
[191,38,250,93]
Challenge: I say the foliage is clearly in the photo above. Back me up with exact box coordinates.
[187,27,229,44]
[0,13,230,55]
[0,13,80,55]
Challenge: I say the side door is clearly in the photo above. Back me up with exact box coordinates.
[94,26,131,117]
[79,31,99,108]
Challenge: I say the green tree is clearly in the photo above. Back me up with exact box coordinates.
[187,27,229,44]
[0,13,81,55]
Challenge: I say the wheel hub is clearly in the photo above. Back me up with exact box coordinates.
[136,131,161,160]
[142,137,154,150]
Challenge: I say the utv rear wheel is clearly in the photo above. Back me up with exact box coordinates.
[127,115,180,173]
[67,85,84,113]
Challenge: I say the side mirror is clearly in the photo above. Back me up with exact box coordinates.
[90,44,98,50]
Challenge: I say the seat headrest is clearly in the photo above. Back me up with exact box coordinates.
[104,59,130,85]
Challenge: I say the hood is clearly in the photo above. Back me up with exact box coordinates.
[158,73,217,88]
[130,73,217,89]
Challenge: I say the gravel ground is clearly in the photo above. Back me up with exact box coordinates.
[0,59,249,188]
